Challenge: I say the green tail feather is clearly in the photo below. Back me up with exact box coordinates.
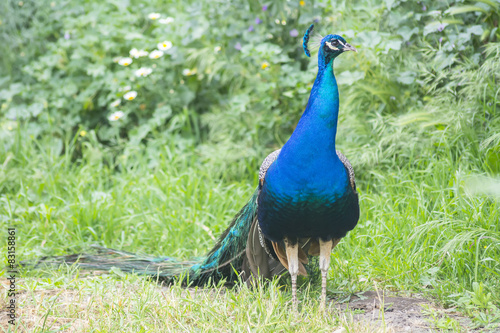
[33,246,197,278]
[190,188,258,284]
[28,188,259,285]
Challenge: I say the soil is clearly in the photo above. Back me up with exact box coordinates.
[334,290,477,332]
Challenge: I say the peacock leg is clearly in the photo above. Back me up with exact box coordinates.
[319,239,334,308]
[284,237,299,310]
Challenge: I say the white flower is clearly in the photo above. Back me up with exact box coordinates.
[182,68,196,76]
[148,13,161,20]
[129,48,139,57]
[159,17,174,24]
[108,111,124,121]
[110,99,121,107]
[157,41,173,51]
[112,57,121,63]
[123,91,138,100]
[137,50,149,58]
[118,57,133,66]
[214,46,221,53]
[148,50,164,59]
[135,67,153,77]
[130,48,149,58]
[119,85,131,92]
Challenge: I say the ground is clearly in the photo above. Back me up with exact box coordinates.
[337,291,475,332]
[0,275,490,332]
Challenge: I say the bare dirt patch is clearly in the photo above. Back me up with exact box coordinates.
[335,290,475,332]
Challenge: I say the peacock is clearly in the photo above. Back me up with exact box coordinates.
[31,25,359,309]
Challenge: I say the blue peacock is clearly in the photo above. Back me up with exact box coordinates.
[35,25,359,308]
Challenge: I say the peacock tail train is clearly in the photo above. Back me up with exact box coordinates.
[29,188,261,286]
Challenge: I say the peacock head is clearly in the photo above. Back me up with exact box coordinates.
[303,24,357,65]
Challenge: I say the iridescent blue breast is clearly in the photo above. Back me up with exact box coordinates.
[257,155,359,242]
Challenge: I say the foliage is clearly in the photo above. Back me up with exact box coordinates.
[1,0,500,329]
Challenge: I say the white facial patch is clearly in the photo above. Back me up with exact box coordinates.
[325,41,339,51]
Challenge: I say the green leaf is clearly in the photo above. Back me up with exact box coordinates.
[434,51,457,70]
[475,0,499,10]
[337,71,365,86]
[129,124,151,145]
[398,27,419,42]
[385,0,396,10]
[445,5,488,15]
[424,19,464,35]
[0,83,23,100]
[424,22,448,36]
[28,103,44,117]
[467,25,484,36]
[396,71,417,85]
[384,40,402,53]
[356,31,383,49]
[60,82,78,97]
[86,64,107,78]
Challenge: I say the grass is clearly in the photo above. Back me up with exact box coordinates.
[2,120,500,330]
[1,0,500,331]
[6,269,396,332]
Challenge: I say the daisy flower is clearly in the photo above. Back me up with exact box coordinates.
[108,111,124,121]
[157,41,173,51]
[261,62,270,70]
[148,13,161,20]
[110,99,121,107]
[130,48,149,58]
[182,68,197,76]
[129,48,139,57]
[159,17,174,24]
[135,67,153,77]
[123,91,138,100]
[149,50,164,59]
[118,57,133,66]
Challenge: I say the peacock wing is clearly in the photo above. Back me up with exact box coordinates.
[336,150,357,192]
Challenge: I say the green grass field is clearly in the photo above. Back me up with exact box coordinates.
[3,116,500,331]
[1,0,500,331]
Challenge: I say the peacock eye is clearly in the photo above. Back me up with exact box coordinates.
[331,39,339,46]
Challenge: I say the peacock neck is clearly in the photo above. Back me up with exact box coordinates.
[282,60,340,158]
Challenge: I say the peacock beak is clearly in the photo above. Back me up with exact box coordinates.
[344,43,357,53]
